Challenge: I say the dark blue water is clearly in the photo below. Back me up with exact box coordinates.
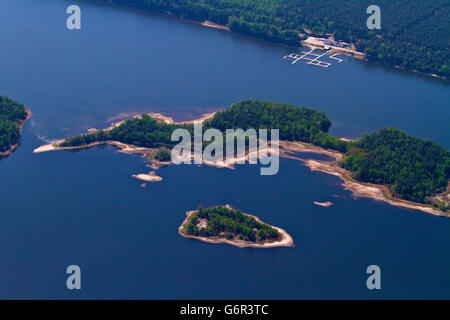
[0,0,449,299]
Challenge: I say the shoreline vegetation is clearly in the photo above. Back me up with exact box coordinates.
[34,100,450,217]
[279,141,449,217]
[0,95,31,158]
[186,18,368,61]
[178,205,294,248]
[93,0,449,80]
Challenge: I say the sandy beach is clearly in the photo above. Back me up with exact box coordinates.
[33,112,449,218]
[132,171,163,182]
[279,141,450,218]
[181,17,230,31]
[314,201,333,207]
[200,20,230,31]
[301,36,366,59]
[32,111,216,161]
[179,206,294,248]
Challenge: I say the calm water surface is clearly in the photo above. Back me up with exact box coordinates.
[0,0,449,299]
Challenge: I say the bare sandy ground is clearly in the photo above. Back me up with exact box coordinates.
[33,139,66,153]
[179,205,294,248]
[200,20,230,31]
[31,112,214,170]
[132,171,163,182]
[279,141,449,218]
[33,113,449,217]
[146,113,175,124]
[0,107,32,157]
[430,182,450,205]
[182,112,216,124]
[172,142,278,170]
[302,36,366,59]
[314,201,333,207]
[147,112,216,125]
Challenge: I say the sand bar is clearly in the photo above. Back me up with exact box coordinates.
[33,113,449,218]
[314,201,333,207]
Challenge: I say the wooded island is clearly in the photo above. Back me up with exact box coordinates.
[179,205,294,248]
[94,0,449,79]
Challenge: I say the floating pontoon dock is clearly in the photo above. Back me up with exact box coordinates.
[283,48,343,68]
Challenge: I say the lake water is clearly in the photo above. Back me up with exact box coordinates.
[0,0,449,299]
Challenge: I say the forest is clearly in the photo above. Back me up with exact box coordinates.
[98,0,450,78]
[61,100,333,149]
[0,95,28,154]
[60,114,194,148]
[185,206,279,242]
[59,100,450,206]
[341,128,450,203]
[206,100,351,153]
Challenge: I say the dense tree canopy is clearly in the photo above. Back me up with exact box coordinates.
[341,128,450,203]
[99,0,449,78]
[61,114,194,148]
[0,95,27,153]
[61,99,332,149]
[185,206,279,242]
[152,147,172,161]
[60,100,450,205]
[207,100,331,135]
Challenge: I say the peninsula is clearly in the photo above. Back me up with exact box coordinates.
[0,95,31,158]
[34,100,450,216]
[179,205,294,248]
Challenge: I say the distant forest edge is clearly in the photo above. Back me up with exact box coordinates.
[0,95,28,156]
[60,100,450,210]
[94,0,450,79]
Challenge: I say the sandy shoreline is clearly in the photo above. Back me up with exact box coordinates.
[181,18,230,31]
[279,141,449,218]
[200,20,230,31]
[32,111,215,153]
[430,182,450,206]
[301,36,366,59]
[0,107,32,157]
[132,171,163,182]
[33,112,449,218]
[179,206,294,248]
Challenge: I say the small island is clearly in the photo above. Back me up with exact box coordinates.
[0,95,31,158]
[314,201,333,207]
[179,205,294,248]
